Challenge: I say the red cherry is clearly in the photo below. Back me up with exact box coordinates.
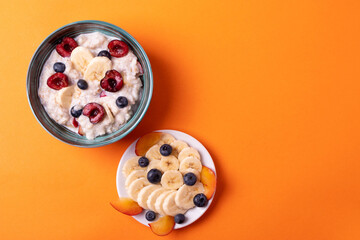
[56,37,78,57]
[100,91,107,97]
[108,40,129,58]
[100,70,123,92]
[82,103,105,124]
[47,73,69,90]
[72,118,79,128]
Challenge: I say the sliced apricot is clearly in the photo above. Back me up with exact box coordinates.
[149,215,175,236]
[200,166,217,200]
[135,132,162,156]
[110,197,143,216]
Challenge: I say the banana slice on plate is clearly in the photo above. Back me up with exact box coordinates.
[125,169,146,188]
[145,145,162,162]
[178,147,201,162]
[175,182,204,209]
[122,156,142,177]
[155,190,175,216]
[179,156,202,174]
[163,191,187,216]
[160,155,179,172]
[70,46,94,73]
[161,170,183,190]
[55,85,75,109]
[147,188,168,212]
[137,185,161,209]
[147,160,162,173]
[127,177,150,201]
[170,140,189,157]
[158,133,176,145]
[84,57,112,81]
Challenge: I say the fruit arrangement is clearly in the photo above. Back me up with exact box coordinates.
[111,132,216,236]
[38,32,143,139]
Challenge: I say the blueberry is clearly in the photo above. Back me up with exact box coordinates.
[160,144,172,156]
[138,157,149,167]
[193,193,208,207]
[116,96,128,108]
[70,106,83,118]
[145,211,156,221]
[183,172,197,186]
[53,62,66,73]
[77,79,88,90]
[98,50,112,60]
[147,169,162,184]
[174,214,185,224]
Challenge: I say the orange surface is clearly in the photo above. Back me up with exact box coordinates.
[0,0,360,239]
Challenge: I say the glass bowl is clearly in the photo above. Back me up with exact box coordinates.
[27,20,153,147]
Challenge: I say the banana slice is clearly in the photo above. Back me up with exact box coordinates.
[122,156,142,177]
[159,133,176,145]
[178,147,201,162]
[137,185,161,209]
[103,103,115,123]
[160,155,180,172]
[155,190,175,216]
[163,192,187,216]
[147,188,168,212]
[184,168,201,181]
[127,177,150,201]
[175,182,204,209]
[161,170,183,190]
[145,144,162,162]
[147,160,162,173]
[84,57,112,81]
[55,85,75,109]
[170,140,189,157]
[179,157,202,174]
[70,46,94,73]
[125,169,146,188]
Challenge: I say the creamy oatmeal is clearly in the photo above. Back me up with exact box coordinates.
[38,32,143,139]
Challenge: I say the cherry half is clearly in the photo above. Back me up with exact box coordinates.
[108,40,129,58]
[56,37,78,57]
[82,103,105,124]
[100,70,123,92]
[47,72,69,90]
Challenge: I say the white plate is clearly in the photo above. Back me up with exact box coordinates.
[116,129,216,229]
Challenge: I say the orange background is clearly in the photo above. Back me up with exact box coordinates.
[0,0,360,239]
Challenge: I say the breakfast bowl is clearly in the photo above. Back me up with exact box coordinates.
[27,20,153,147]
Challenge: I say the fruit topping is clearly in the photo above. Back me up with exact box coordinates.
[84,57,112,81]
[160,144,172,156]
[78,125,84,136]
[100,91,107,97]
[147,169,162,184]
[77,79,88,90]
[53,62,66,73]
[184,172,197,186]
[100,70,123,92]
[149,215,175,236]
[174,214,185,224]
[47,73,69,90]
[135,132,163,156]
[108,40,129,58]
[193,193,208,207]
[70,106,83,118]
[70,47,94,73]
[138,157,149,167]
[98,50,112,59]
[72,118,79,128]
[145,210,156,221]
[56,37,78,57]
[110,197,143,216]
[82,103,105,124]
[116,96,128,108]
[200,166,216,199]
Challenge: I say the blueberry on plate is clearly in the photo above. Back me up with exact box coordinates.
[116,96,128,108]
[138,157,149,167]
[147,169,162,184]
[174,214,185,224]
[193,193,208,207]
[77,79,88,90]
[145,210,156,221]
[160,144,172,156]
[70,106,83,118]
[53,62,66,73]
[183,172,197,186]
[98,50,112,60]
